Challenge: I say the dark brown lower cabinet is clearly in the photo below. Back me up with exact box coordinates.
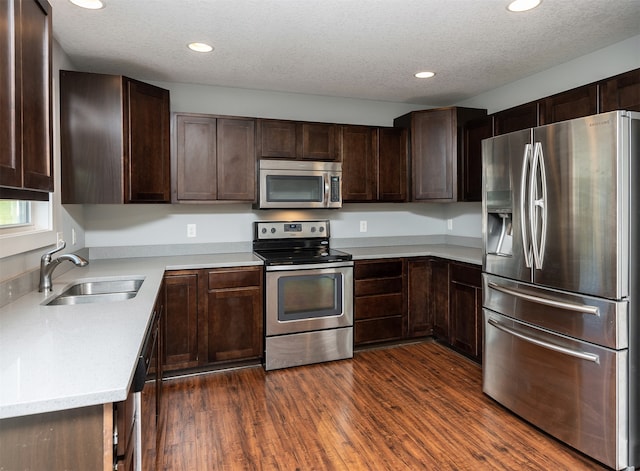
[162,266,264,374]
[354,259,406,346]
[162,270,200,372]
[203,266,263,364]
[449,262,482,362]
[430,258,450,341]
[407,258,432,338]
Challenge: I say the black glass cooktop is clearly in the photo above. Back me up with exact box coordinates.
[254,247,352,266]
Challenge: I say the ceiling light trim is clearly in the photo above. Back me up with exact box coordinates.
[69,0,104,10]
[188,42,214,53]
[507,0,541,12]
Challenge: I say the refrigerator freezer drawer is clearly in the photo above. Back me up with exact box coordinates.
[483,310,629,470]
[483,274,628,349]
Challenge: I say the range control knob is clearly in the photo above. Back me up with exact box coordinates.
[261,228,267,234]
[270,228,276,234]
[311,227,316,233]
[319,226,325,233]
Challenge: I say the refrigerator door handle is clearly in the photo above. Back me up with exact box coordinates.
[487,281,601,316]
[520,143,533,268]
[487,318,600,363]
[530,142,548,269]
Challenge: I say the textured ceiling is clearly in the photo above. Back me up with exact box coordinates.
[49,0,640,105]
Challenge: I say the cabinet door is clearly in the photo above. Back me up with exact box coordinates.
[216,118,256,201]
[599,69,640,112]
[162,271,199,371]
[493,101,538,135]
[539,84,598,125]
[0,0,18,187]
[407,258,432,338]
[127,79,170,202]
[449,263,482,361]
[174,114,217,201]
[20,0,52,191]
[1,0,52,192]
[299,122,339,161]
[430,258,449,340]
[411,109,455,201]
[204,267,263,363]
[258,119,297,158]
[378,127,408,202]
[461,116,493,202]
[341,125,377,202]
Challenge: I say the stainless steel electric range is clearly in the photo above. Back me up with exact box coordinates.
[253,220,353,371]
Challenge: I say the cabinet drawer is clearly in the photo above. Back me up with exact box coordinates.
[208,267,262,290]
[355,259,403,279]
[355,293,403,320]
[450,263,481,287]
[355,317,403,345]
[355,277,402,297]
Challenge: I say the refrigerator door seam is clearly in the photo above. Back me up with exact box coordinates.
[487,318,600,363]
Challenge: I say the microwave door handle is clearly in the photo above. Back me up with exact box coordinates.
[324,174,330,206]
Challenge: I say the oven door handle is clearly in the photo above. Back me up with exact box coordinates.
[266,261,354,271]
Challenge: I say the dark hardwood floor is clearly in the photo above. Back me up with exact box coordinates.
[144,341,608,470]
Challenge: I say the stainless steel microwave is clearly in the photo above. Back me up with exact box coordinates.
[258,159,342,209]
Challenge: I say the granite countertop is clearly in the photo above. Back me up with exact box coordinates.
[0,244,481,420]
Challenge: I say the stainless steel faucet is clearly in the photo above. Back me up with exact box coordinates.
[39,241,89,292]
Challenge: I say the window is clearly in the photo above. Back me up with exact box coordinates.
[0,198,54,258]
[0,200,32,228]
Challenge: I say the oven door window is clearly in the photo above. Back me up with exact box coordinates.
[278,273,342,321]
[266,175,324,203]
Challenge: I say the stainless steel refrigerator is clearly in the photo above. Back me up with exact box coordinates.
[482,110,639,470]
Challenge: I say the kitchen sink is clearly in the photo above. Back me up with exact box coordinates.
[44,278,144,306]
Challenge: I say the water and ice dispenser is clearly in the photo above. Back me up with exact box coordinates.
[486,211,513,256]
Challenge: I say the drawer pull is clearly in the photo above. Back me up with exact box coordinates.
[488,318,600,364]
[488,282,600,316]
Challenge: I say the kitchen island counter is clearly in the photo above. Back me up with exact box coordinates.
[0,253,263,420]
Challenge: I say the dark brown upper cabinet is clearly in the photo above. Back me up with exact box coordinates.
[257,119,339,161]
[539,84,598,125]
[341,125,408,203]
[0,0,53,198]
[493,101,539,136]
[599,69,640,113]
[60,70,170,204]
[172,113,256,203]
[394,107,487,202]
[462,115,493,202]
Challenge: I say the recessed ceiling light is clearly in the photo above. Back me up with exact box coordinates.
[188,42,214,53]
[69,0,104,9]
[415,71,436,79]
[507,0,541,12]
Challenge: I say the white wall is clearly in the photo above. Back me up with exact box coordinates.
[85,34,638,250]
[458,35,640,113]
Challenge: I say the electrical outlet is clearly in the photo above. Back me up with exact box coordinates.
[359,220,367,233]
[447,219,453,231]
[187,224,197,238]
